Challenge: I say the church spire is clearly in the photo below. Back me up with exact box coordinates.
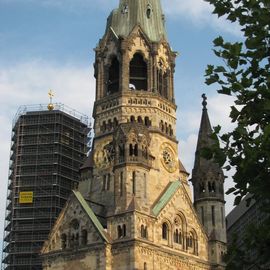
[192,94,224,201]
[106,0,167,42]
[195,94,214,153]
[191,94,227,267]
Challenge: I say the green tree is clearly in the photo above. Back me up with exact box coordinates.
[204,0,270,268]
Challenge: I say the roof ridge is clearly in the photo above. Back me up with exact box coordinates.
[152,180,181,216]
[73,191,110,243]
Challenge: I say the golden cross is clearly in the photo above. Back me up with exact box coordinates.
[48,90,54,103]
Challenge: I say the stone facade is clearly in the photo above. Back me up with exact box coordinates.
[41,0,226,269]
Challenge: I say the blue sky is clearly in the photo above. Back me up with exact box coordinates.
[0,0,241,240]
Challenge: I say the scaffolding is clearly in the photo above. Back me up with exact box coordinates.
[1,105,91,270]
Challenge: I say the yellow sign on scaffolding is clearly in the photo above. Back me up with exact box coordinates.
[19,191,33,204]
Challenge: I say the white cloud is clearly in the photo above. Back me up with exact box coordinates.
[0,60,95,240]
[163,0,241,36]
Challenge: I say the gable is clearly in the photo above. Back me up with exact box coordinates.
[42,191,109,254]
[151,180,209,260]
[152,180,208,241]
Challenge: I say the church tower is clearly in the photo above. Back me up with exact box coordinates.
[89,0,182,216]
[41,2,226,270]
[191,95,227,269]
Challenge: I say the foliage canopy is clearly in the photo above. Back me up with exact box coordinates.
[204,0,270,268]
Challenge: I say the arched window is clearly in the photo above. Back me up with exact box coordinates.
[144,262,147,270]
[129,144,134,156]
[169,125,173,136]
[187,231,198,254]
[165,123,168,134]
[113,118,118,129]
[141,225,148,239]
[141,225,145,238]
[160,121,164,132]
[174,229,179,243]
[162,223,168,240]
[199,182,206,193]
[174,215,185,247]
[212,182,216,192]
[129,53,147,91]
[134,144,138,156]
[130,115,135,122]
[145,117,150,127]
[123,224,126,237]
[174,229,182,245]
[157,60,169,98]
[138,116,143,124]
[118,225,122,238]
[107,57,119,95]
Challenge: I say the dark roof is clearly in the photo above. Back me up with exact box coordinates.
[226,193,255,229]
[192,95,224,179]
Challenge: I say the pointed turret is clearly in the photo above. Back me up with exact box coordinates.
[105,0,167,42]
[192,94,224,197]
[191,94,227,269]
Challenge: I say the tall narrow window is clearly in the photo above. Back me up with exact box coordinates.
[129,53,147,91]
[144,173,147,199]
[212,206,216,227]
[145,116,151,127]
[107,57,119,95]
[201,206,204,226]
[123,224,126,237]
[132,171,136,195]
[118,225,122,238]
[138,116,143,124]
[141,225,147,238]
[129,144,134,156]
[120,172,123,196]
[162,223,168,240]
[134,144,138,156]
[144,262,147,270]
[174,229,179,243]
[119,144,125,161]
[130,115,135,122]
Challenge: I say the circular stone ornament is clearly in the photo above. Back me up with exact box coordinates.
[160,143,177,173]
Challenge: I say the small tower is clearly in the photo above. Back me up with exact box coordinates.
[191,94,227,269]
